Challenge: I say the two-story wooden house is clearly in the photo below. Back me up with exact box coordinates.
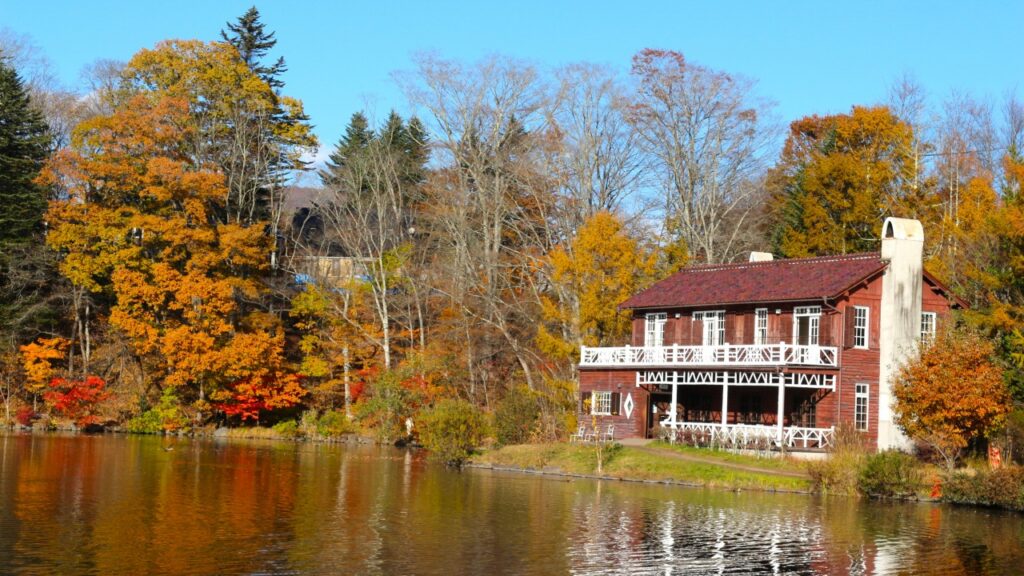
[578,218,963,452]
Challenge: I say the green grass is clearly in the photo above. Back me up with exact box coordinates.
[473,443,812,492]
[653,441,809,473]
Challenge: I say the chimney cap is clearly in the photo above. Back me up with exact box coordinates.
[749,251,774,262]
[882,217,923,242]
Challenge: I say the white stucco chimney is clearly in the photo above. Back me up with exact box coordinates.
[877,217,924,452]
[749,251,774,262]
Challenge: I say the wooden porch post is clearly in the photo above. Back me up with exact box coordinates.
[669,378,678,426]
[721,385,729,426]
[776,380,785,444]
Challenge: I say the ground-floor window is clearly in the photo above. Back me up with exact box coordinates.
[792,395,817,428]
[855,383,869,431]
[583,391,620,416]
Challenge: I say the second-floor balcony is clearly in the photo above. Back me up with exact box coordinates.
[579,343,838,368]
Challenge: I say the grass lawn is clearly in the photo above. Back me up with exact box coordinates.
[473,442,812,492]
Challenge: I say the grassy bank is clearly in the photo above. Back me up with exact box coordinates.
[471,442,812,492]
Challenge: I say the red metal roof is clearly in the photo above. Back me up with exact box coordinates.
[621,252,889,310]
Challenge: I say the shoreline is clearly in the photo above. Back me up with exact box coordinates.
[464,460,816,495]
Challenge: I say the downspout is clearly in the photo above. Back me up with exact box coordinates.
[823,295,842,430]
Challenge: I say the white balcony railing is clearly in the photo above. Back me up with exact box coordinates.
[579,343,838,368]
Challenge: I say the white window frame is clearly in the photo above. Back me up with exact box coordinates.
[591,391,613,415]
[793,306,821,346]
[853,306,869,349]
[694,310,726,346]
[921,312,936,344]
[854,383,869,431]
[754,308,768,346]
[644,313,667,347]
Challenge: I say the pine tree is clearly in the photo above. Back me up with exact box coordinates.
[0,56,57,346]
[221,6,286,88]
[0,57,50,244]
[320,112,373,188]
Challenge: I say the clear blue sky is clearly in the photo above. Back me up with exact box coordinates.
[4,0,1022,163]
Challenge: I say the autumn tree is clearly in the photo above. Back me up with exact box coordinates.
[893,326,1011,470]
[403,54,556,396]
[291,283,379,417]
[627,49,776,265]
[116,38,315,237]
[41,40,311,422]
[767,106,916,257]
[537,211,655,366]
[315,111,428,369]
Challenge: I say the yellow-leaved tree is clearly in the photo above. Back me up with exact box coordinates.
[538,211,655,365]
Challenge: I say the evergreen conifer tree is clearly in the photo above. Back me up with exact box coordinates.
[320,112,373,187]
[221,6,286,88]
[0,57,50,244]
[0,56,57,344]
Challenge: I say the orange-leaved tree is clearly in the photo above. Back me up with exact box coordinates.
[893,326,1011,470]
[20,337,70,407]
[40,56,305,421]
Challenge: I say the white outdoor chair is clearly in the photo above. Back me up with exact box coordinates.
[602,424,615,443]
[570,425,586,443]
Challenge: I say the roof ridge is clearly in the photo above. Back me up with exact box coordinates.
[680,251,879,273]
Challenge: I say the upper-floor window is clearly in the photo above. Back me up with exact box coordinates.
[694,310,726,346]
[644,312,667,347]
[793,306,821,346]
[853,306,869,349]
[754,308,768,345]
[921,312,937,345]
[855,383,869,431]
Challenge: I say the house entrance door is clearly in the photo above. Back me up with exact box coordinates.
[648,392,673,438]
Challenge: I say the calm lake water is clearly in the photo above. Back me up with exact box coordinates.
[1,434,1022,575]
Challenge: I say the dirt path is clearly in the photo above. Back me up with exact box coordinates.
[626,444,811,479]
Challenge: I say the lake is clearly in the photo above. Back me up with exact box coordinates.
[1,433,1021,575]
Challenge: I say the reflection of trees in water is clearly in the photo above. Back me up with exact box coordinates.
[3,437,1024,575]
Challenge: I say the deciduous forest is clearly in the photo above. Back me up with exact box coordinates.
[3,8,1024,448]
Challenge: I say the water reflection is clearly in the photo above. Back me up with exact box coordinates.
[1,433,1022,575]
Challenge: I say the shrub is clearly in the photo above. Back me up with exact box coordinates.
[356,369,423,443]
[44,376,109,427]
[125,388,190,434]
[418,399,488,466]
[858,450,922,498]
[296,409,355,439]
[943,466,1024,511]
[15,406,36,427]
[805,425,868,495]
[272,420,300,438]
[494,387,540,445]
[316,410,355,437]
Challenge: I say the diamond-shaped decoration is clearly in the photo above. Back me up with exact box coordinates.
[623,393,634,419]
